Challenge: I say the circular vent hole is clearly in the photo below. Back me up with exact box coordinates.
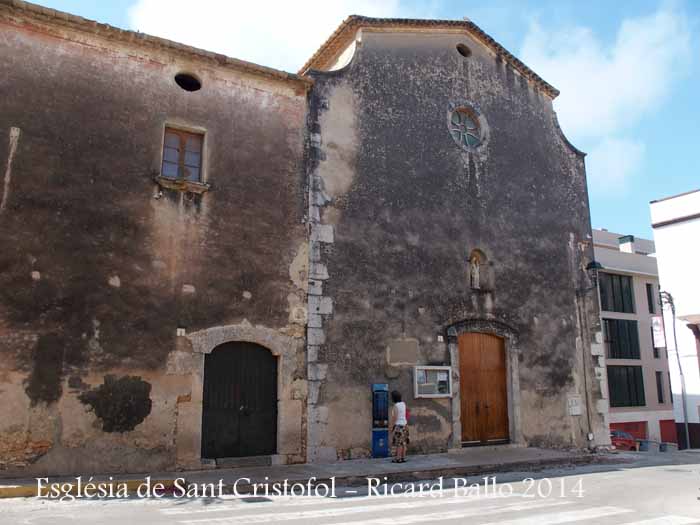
[174,73,202,92]
[456,44,471,58]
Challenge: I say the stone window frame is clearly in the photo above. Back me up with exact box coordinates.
[446,101,490,153]
[446,318,522,449]
[156,122,211,194]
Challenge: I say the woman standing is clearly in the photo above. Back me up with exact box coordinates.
[390,390,409,463]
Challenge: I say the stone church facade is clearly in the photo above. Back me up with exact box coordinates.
[0,1,609,476]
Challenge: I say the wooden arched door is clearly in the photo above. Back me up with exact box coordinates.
[201,342,277,458]
[458,332,509,445]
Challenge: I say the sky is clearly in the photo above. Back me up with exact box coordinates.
[35,0,699,240]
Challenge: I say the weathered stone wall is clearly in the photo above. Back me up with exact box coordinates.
[0,5,610,474]
[0,7,308,476]
[306,29,607,461]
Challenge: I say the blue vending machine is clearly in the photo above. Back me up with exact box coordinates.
[371,383,389,458]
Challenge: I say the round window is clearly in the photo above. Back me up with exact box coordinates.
[175,73,202,92]
[449,108,481,148]
[456,44,471,58]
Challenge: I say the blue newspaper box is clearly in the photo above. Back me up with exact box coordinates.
[372,383,389,458]
[372,429,389,458]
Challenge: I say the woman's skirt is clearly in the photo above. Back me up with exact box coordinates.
[392,424,409,447]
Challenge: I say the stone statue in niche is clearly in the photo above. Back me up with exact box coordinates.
[469,253,481,289]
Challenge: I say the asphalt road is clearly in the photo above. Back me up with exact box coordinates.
[2,453,700,524]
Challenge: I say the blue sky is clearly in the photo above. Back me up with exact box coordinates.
[36,0,699,240]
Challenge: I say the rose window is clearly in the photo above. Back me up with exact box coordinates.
[450,108,481,148]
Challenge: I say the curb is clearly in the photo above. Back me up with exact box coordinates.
[0,484,36,499]
[0,478,177,499]
[0,454,621,499]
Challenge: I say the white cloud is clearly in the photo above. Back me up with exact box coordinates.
[129,0,409,72]
[522,7,691,140]
[586,138,646,191]
[128,1,691,191]
[520,6,691,191]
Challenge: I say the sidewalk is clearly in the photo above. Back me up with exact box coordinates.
[0,446,613,499]
[185,446,607,494]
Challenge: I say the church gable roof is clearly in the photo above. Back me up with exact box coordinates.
[300,16,559,99]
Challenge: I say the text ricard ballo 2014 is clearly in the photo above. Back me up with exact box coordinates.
[35,475,585,501]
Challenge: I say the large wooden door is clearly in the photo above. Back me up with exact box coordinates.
[201,342,277,458]
[459,332,509,445]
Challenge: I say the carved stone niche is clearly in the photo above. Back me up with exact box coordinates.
[467,248,493,292]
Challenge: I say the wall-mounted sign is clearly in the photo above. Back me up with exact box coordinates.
[567,394,582,416]
[414,366,452,398]
[652,316,666,348]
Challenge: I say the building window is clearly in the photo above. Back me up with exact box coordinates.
[604,319,640,359]
[656,371,664,403]
[162,128,203,182]
[174,72,202,92]
[646,283,656,314]
[669,372,673,404]
[608,365,645,407]
[456,43,472,58]
[449,108,481,148]
[599,272,635,313]
[651,326,660,358]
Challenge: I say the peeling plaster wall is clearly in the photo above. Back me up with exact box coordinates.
[0,11,308,476]
[306,30,607,461]
[0,8,609,474]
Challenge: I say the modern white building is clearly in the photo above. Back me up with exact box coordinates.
[650,189,700,448]
[593,229,675,443]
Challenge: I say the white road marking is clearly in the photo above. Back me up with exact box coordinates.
[482,506,634,525]
[328,501,574,525]
[619,517,699,525]
[178,498,570,524]
[162,491,524,515]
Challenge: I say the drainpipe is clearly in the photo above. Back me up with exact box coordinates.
[576,260,605,449]
[575,295,595,447]
[575,261,604,449]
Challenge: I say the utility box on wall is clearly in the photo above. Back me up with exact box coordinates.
[371,383,389,457]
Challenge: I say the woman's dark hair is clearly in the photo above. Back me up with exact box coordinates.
[391,390,402,403]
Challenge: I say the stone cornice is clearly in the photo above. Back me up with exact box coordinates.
[0,0,312,90]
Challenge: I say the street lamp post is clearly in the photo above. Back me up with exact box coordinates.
[659,290,691,449]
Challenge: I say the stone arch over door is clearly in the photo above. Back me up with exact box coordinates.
[175,322,306,467]
[446,319,522,448]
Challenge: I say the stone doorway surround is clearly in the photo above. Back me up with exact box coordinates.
[174,321,306,468]
[446,318,523,449]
